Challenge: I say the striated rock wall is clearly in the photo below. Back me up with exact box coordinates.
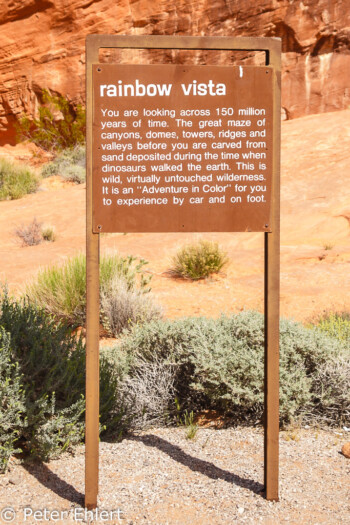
[1,0,350,144]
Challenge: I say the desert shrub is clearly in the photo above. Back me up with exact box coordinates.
[15,218,43,246]
[101,275,162,336]
[117,312,349,426]
[311,353,350,425]
[0,329,25,472]
[41,225,56,242]
[15,219,56,246]
[41,145,86,183]
[316,312,350,344]
[61,165,86,184]
[26,253,151,327]
[0,158,39,201]
[0,289,126,462]
[170,239,228,280]
[120,354,175,429]
[16,90,85,153]
[0,290,86,410]
[27,395,85,461]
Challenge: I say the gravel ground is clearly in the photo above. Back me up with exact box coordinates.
[0,427,349,525]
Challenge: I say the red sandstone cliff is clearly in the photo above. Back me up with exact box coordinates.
[1,0,350,145]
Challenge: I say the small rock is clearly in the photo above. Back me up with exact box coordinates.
[238,507,244,514]
[0,477,9,486]
[341,442,350,458]
[9,476,20,485]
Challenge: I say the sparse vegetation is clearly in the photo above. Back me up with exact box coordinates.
[315,311,350,344]
[41,224,56,242]
[26,253,152,327]
[15,218,43,246]
[0,158,39,201]
[41,145,86,183]
[183,410,199,440]
[323,243,334,251]
[16,90,85,153]
[15,219,56,246]
[170,239,228,280]
[101,274,162,336]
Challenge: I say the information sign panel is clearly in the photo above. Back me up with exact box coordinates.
[92,64,273,233]
[86,35,281,508]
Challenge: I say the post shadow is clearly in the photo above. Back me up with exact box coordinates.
[129,433,264,496]
[22,461,84,506]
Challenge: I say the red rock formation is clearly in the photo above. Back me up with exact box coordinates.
[1,0,350,145]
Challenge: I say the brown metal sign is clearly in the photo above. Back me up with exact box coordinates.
[92,64,273,233]
[86,35,281,509]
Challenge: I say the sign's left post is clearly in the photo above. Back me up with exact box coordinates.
[85,36,100,509]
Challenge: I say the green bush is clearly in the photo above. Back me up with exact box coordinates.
[26,253,151,327]
[116,312,350,426]
[0,290,126,463]
[0,329,25,472]
[16,90,85,153]
[0,158,39,201]
[27,395,85,461]
[41,145,86,183]
[170,240,228,280]
[316,312,350,344]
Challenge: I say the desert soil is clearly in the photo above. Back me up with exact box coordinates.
[1,110,350,322]
[0,110,349,524]
[0,427,349,524]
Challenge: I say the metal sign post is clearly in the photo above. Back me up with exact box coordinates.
[86,35,281,508]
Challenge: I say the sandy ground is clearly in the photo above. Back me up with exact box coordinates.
[1,110,350,322]
[0,427,349,525]
[0,111,349,524]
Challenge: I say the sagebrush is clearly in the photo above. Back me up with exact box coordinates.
[0,328,25,472]
[170,240,228,280]
[120,354,175,429]
[41,145,86,183]
[116,312,350,426]
[0,289,125,469]
[101,275,162,336]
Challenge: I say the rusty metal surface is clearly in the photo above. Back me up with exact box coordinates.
[264,42,281,502]
[85,39,100,510]
[87,34,281,54]
[92,64,273,233]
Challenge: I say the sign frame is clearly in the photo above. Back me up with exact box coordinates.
[86,34,281,508]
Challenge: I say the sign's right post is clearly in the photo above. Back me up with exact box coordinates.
[264,40,281,502]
